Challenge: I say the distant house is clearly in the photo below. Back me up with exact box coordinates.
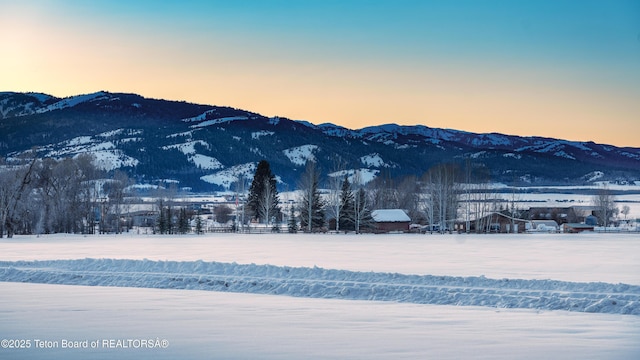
[461,211,529,234]
[527,206,598,225]
[563,223,595,233]
[530,220,560,233]
[130,210,158,228]
[371,209,411,233]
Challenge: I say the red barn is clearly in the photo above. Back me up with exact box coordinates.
[371,209,411,233]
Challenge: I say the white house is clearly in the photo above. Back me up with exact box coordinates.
[529,220,560,233]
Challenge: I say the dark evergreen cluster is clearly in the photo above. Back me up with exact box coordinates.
[338,177,355,231]
[246,160,280,224]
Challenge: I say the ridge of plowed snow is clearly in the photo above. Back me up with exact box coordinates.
[1,259,638,315]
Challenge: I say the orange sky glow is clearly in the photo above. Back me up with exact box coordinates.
[1,1,639,147]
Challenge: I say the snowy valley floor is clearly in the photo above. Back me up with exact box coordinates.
[1,232,639,359]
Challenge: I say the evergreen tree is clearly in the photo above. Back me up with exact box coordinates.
[287,204,297,233]
[338,176,355,232]
[178,207,190,234]
[166,204,174,234]
[195,213,204,235]
[298,161,325,232]
[247,160,280,224]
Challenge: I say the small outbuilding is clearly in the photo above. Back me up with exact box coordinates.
[461,211,529,234]
[530,220,560,233]
[371,209,411,233]
[563,223,595,233]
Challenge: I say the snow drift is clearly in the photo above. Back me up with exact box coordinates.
[1,258,638,315]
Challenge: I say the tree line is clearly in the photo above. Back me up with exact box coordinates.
[2,154,624,237]
[0,154,511,237]
[0,153,132,238]
[244,159,468,234]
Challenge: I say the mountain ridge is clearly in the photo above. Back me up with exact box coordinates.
[1,91,639,192]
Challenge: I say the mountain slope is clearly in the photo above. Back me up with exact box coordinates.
[1,91,639,191]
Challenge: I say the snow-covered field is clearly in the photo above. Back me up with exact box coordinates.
[1,232,639,359]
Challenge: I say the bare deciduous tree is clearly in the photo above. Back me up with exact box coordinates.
[0,155,37,238]
[368,169,398,210]
[397,175,421,224]
[104,170,132,234]
[352,170,373,233]
[593,184,617,228]
[298,161,325,232]
[621,205,630,221]
[257,177,279,226]
[325,155,347,231]
[421,163,460,233]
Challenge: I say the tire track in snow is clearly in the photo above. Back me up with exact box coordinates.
[1,259,639,315]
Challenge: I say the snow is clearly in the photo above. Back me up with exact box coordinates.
[88,150,139,171]
[328,168,379,185]
[582,171,604,182]
[0,233,639,359]
[250,147,264,156]
[317,123,355,137]
[470,133,513,147]
[65,136,93,147]
[356,124,464,143]
[87,141,116,152]
[2,283,637,360]
[118,138,142,144]
[97,129,125,138]
[160,141,221,169]
[26,92,54,103]
[31,135,140,171]
[394,143,415,149]
[200,162,256,189]
[554,150,576,160]
[360,153,386,167]
[161,140,210,155]
[503,153,522,159]
[188,154,223,170]
[621,151,640,160]
[294,120,317,129]
[518,140,592,154]
[3,256,638,315]
[251,130,274,139]
[371,209,411,223]
[35,92,108,113]
[470,151,487,159]
[268,116,280,125]
[180,109,217,122]
[283,145,318,166]
[167,130,196,138]
[189,116,248,128]
[2,233,637,284]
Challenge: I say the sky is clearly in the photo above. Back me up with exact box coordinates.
[1,0,639,147]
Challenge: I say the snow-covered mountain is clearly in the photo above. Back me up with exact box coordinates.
[1,91,639,191]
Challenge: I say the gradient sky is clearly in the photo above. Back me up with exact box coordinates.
[1,0,639,147]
